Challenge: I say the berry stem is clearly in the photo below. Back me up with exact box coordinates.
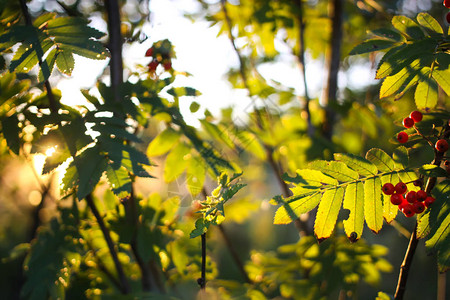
[394,120,450,299]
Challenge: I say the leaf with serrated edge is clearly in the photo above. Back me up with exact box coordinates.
[314,187,344,240]
[308,161,359,182]
[391,15,425,40]
[293,169,338,187]
[334,153,377,177]
[349,39,397,55]
[106,165,132,198]
[393,146,409,169]
[364,176,383,233]
[416,13,443,35]
[415,72,438,111]
[425,212,450,272]
[274,192,321,224]
[55,50,75,75]
[417,211,430,239]
[381,174,399,223]
[343,182,364,241]
[432,69,450,96]
[366,148,395,172]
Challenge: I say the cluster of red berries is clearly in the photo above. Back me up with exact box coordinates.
[444,0,450,23]
[382,181,435,217]
[145,40,173,73]
[397,110,422,144]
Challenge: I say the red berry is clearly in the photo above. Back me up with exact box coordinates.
[406,191,417,203]
[416,190,427,202]
[402,117,414,128]
[402,204,415,217]
[382,183,395,195]
[397,132,408,144]
[163,60,172,71]
[413,202,425,214]
[391,193,403,205]
[424,196,435,207]
[435,139,449,153]
[145,47,154,57]
[409,111,423,123]
[148,60,159,72]
[395,182,407,194]
[447,12,450,24]
[445,0,450,9]
[398,198,408,211]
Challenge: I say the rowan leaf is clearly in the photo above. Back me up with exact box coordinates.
[164,142,190,182]
[343,181,364,242]
[334,153,378,177]
[147,127,181,156]
[314,187,345,240]
[366,148,395,172]
[415,72,438,111]
[349,39,397,55]
[308,160,359,182]
[364,176,383,233]
[273,192,321,225]
[416,13,443,35]
[391,16,425,40]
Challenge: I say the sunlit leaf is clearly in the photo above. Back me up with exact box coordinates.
[364,176,383,233]
[343,181,364,241]
[334,153,377,177]
[274,192,321,225]
[416,13,443,35]
[314,187,344,240]
[147,127,180,157]
[391,15,425,40]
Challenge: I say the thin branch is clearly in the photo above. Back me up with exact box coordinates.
[293,0,314,136]
[394,121,450,299]
[217,224,252,284]
[198,233,206,290]
[86,194,130,294]
[321,0,344,140]
[219,0,310,237]
[105,0,124,102]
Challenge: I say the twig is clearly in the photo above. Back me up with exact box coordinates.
[86,194,130,294]
[198,233,206,290]
[293,0,314,136]
[394,121,450,299]
[104,0,124,102]
[217,224,252,283]
[321,0,344,140]
[219,0,310,237]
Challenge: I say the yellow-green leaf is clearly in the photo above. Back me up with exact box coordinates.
[364,176,383,233]
[147,128,180,157]
[274,192,321,225]
[186,156,206,196]
[164,142,190,182]
[314,187,344,240]
[415,73,438,111]
[343,181,364,242]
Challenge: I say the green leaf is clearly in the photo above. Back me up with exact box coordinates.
[58,42,109,60]
[200,120,235,149]
[379,57,432,98]
[419,164,448,177]
[364,176,383,233]
[190,218,209,239]
[235,130,266,160]
[55,50,75,75]
[290,169,338,187]
[308,160,359,182]
[425,210,450,272]
[417,211,430,239]
[432,53,450,96]
[415,73,438,111]
[376,40,435,79]
[106,165,132,198]
[365,148,395,172]
[392,146,409,169]
[273,192,321,225]
[38,47,58,82]
[334,153,378,177]
[391,16,425,40]
[376,291,394,300]
[189,101,200,113]
[342,181,364,242]
[314,187,345,240]
[349,39,397,55]
[147,127,180,156]
[186,156,206,196]
[370,28,403,42]
[416,13,443,35]
[1,113,21,154]
[164,142,190,182]
[167,87,201,97]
